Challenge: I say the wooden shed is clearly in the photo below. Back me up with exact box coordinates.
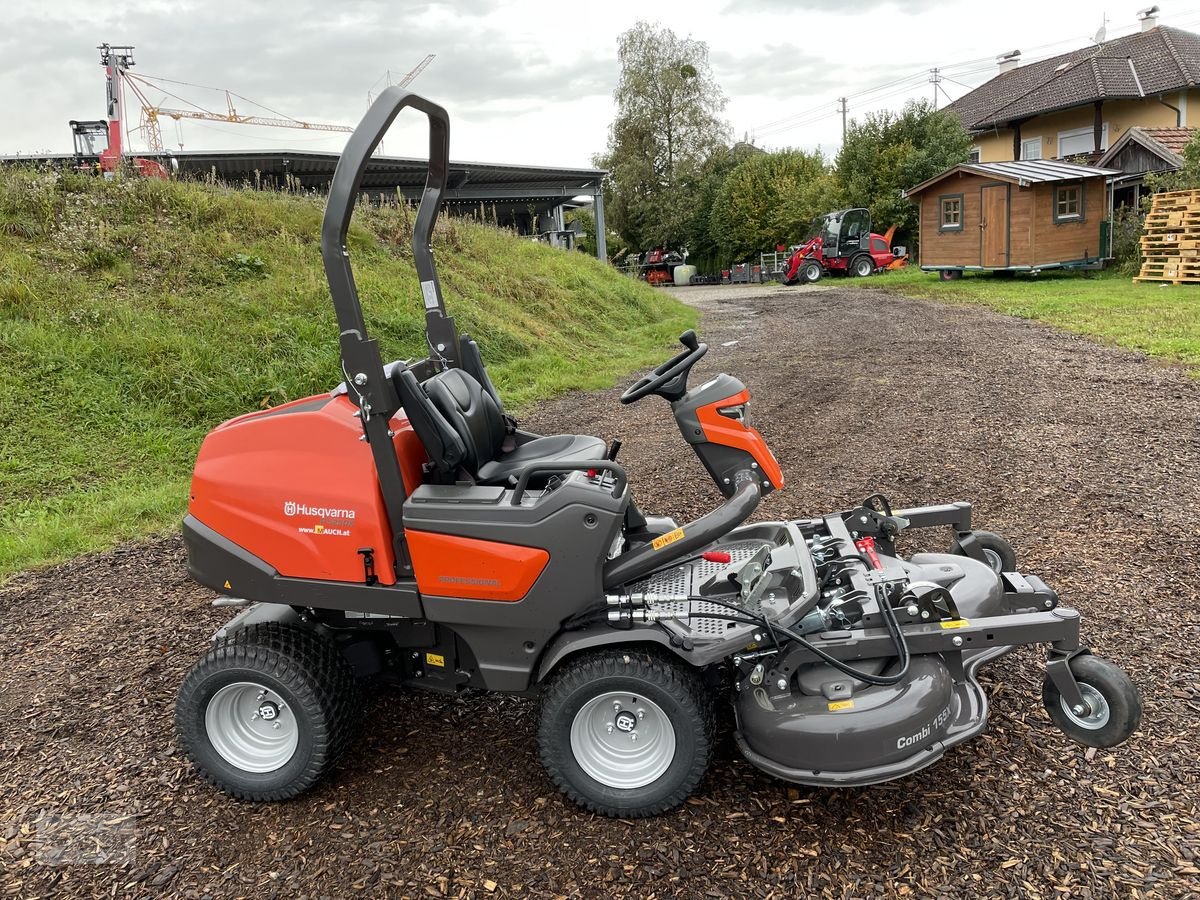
[905,160,1119,277]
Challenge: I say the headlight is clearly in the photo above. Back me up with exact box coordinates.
[717,403,749,427]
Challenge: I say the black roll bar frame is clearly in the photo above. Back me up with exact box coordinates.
[319,89,462,576]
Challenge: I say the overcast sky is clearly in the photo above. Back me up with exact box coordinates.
[6,1,1200,167]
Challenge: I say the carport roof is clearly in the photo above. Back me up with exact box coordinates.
[0,148,606,205]
[905,160,1120,196]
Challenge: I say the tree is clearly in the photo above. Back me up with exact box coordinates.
[708,149,839,262]
[835,100,972,249]
[597,22,730,251]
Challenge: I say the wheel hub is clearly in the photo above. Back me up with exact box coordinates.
[205,682,298,773]
[570,692,676,789]
[1060,683,1110,730]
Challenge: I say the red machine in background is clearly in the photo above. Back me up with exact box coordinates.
[783,208,906,284]
[75,45,170,179]
[639,247,687,285]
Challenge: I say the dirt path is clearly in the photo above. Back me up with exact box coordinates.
[3,285,1199,899]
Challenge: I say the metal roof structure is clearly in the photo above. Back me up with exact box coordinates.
[947,26,1200,132]
[905,159,1120,196]
[0,148,610,258]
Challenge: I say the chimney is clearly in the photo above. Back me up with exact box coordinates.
[997,50,1021,74]
[1139,5,1160,31]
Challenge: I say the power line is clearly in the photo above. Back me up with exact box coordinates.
[743,6,1200,143]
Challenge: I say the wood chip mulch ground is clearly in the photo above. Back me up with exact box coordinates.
[2,284,1198,899]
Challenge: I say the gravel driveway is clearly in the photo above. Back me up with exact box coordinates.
[3,284,1199,898]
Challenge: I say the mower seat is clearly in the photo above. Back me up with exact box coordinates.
[422,368,605,484]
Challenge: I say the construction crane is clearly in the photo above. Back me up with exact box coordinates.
[112,49,435,153]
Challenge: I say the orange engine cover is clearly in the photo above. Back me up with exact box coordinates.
[189,393,428,585]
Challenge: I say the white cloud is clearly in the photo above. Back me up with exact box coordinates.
[1,0,1183,165]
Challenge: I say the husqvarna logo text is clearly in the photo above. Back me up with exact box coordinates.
[283,501,356,520]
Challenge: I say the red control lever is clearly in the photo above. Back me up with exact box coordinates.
[855,536,883,570]
[702,550,732,564]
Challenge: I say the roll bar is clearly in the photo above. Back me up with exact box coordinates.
[321,86,460,399]
[319,89,462,576]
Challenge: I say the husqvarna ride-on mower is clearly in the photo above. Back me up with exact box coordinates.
[176,90,1141,817]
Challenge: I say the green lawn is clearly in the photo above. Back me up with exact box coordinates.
[0,169,695,580]
[869,268,1200,374]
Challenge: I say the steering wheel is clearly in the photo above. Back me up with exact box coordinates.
[620,330,708,404]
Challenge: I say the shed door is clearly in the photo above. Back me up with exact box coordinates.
[980,184,1009,268]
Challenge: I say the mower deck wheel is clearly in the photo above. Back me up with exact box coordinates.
[961,530,1017,573]
[538,649,713,817]
[176,623,360,801]
[1042,655,1142,749]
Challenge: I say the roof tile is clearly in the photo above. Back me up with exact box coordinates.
[948,26,1200,130]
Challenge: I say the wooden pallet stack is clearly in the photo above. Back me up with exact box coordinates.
[1136,189,1200,283]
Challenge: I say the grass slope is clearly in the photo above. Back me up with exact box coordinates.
[0,169,694,579]
[873,268,1200,373]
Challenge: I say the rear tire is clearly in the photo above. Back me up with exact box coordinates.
[538,649,713,817]
[850,255,874,277]
[939,269,963,281]
[176,623,360,801]
[1043,655,1142,749]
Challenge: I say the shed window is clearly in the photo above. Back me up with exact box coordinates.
[939,194,963,232]
[1054,184,1084,223]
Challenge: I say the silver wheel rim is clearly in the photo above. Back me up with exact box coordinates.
[1060,683,1110,730]
[982,547,1004,572]
[856,260,871,276]
[569,691,676,789]
[205,681,299,772]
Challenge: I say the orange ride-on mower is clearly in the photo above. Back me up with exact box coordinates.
[176,90,1141,817]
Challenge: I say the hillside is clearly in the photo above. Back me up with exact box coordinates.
[0,169,694,578]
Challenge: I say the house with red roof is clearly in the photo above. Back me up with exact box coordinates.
[946,8,1200,169]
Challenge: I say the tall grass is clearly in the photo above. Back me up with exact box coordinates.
[0,169,694,578]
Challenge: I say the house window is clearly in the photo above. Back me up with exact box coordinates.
[1058,124,1108,157]
[968,147,981,163]
[1021,137,1042,160]
[939,194,964,232]
[1054,184,1085,222]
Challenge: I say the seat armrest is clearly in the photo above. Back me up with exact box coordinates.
[510,460,628,505]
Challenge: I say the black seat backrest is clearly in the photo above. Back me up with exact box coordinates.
[423,368,506,473]
[459,334,505,416]
[392,367,466,478]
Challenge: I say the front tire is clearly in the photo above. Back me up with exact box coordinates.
[801,260,823,283]
[1043,655,1142,749]
[850,255,874,277]
[176,623,360,801]
[538,649,713,817]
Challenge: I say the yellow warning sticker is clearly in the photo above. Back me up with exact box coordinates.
[425,652,446,668]
[223,580,232,590]
[941,619,970,629]
[828,700,855,711]
[651,528,685,551]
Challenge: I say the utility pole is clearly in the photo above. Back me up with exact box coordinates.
[929,68,942,110]
[838,97,848,141]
